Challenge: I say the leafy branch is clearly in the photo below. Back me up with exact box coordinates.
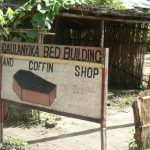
[0,0,84,42]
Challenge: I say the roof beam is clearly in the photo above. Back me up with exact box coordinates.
[59,13,150,24]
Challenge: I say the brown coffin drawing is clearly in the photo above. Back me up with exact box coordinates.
[13,70,56,106]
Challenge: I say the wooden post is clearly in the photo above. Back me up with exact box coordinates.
[0,55,3,143]
[100,20,105,48]
[148,75,150,88]
[100,19,108,150]
[101,48,109,150]
[132,94,150,149]
[38,33,45,44]
[0,101,3,143]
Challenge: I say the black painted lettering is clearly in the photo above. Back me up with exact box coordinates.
[38,62,43,71]
[5,44,10,54]
[95,50,101,63]
[87,67,93,78]
[29,61,33,70]
[49,46,54,58]
[93,68,99,78]
[34,45,39,57]
[69,48,74,60]
[28,45,34,56]
[75,66,80,77]
[43,46,49,57]
[81,67,87,78]
[13,45,17,55]
[47,63,53,73]
[17,44,21,55]
[55,47,61,58]
[34,62,38,70]
[2,58,14,67]
[2,58,7,66]
[89,50,94,62]
[2,43,7,53]
[75,66,99,78]
[8,58,13,66]
[42,63,46,71]
[73,48,78,61]
[64,47,70,59]
[29,61,53,73]
[82,49,87,61]
[21,45,27,55]
[77,48,81,61]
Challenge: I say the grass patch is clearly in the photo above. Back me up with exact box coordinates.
[112,96,135,109]
[1,138,28,150]
[108,90,138,109]
[128,140,142,150]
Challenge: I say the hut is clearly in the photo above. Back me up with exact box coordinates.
[46,5,149,89]
[2,4,150,89]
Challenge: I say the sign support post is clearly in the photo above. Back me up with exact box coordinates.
[0,56,3,144]
[101,48,109,150]
[0,101,3,143]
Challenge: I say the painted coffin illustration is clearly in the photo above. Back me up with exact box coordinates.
[13,70,56,106]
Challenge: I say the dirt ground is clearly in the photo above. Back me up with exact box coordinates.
[1,53,149,150]
[2,103,135,150]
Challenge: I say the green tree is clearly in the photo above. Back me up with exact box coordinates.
[86,0,126,9]
[0,0,125,41]
[0,0,84,40]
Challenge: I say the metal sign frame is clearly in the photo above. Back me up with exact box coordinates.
[0,42,108,150]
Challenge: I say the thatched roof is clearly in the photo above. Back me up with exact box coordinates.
[59,5,150,23]
[1,3,150,23]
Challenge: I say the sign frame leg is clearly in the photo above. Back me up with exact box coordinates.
[0,101,3,143]
[101,48,109,150]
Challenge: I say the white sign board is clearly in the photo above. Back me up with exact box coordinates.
[0,42,106,120]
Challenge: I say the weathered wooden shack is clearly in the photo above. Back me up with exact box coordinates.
[3,4,150,88]
[45,5,150,89]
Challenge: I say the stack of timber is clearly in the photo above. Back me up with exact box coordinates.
[132,90,150,149]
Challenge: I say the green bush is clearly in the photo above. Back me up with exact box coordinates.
[4,103,41,125]
[128,140,141,150]
[1,138,28,150]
